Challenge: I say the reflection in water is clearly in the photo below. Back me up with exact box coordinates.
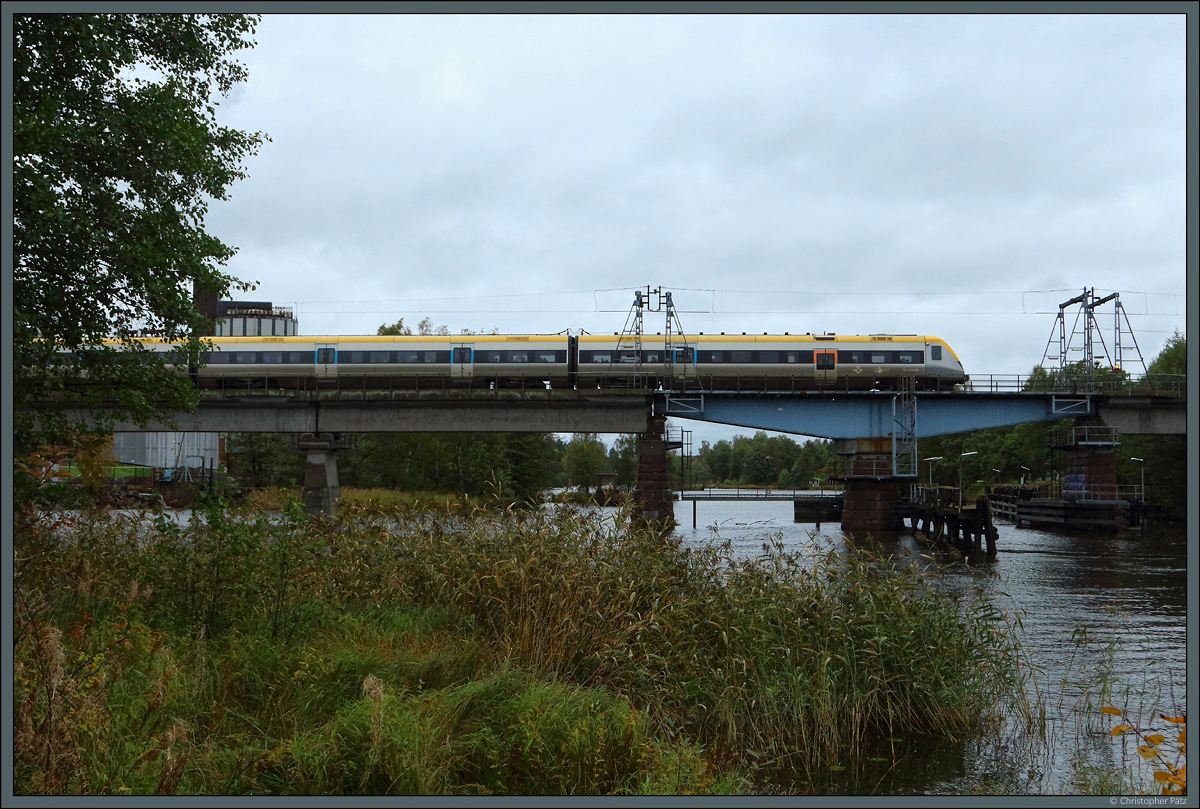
[672,498,1189,795]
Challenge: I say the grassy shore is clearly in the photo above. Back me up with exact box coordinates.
[239,486,490,513]
[14,494,1027,795]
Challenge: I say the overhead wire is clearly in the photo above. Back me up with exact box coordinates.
[290,286,1182,317]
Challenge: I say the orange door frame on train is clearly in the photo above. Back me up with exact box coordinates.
[814,349,837,385]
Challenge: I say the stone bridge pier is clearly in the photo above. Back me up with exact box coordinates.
[832,438,908,534]
[631,415,677,531]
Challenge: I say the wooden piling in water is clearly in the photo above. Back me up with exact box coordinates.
[905,496,998,559]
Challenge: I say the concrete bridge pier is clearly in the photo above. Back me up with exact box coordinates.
[841,477,906,534]
[631,415,676,532]
[833,439,908,534]
[298,433,345,517]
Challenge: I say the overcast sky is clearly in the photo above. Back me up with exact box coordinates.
[204,12,1187,441]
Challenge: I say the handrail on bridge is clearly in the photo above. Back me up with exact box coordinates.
[678,486,843,500]
[962,372,1185,397]
[189,370,1186,398]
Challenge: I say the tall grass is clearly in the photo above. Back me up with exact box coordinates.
[14,497,1023,794]
[238,486,486,513]
[373,506,1021,771]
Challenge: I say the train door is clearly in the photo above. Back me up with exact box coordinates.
[315,343,337,379]
[567,336,579,389]
[452,344,473,380]
[673,346,696,383]
[814,349,837,385]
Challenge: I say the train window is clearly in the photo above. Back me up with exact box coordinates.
[759,351,779,363]
[511,352,528,363]
[708,351,724,363]
[397,352,419,363]
[840,351,864,363]
[289,352,310,363]
[590,353,611,363]
[204,352,227,364]
[317,348,335,364]
[870,353,888,364]
[815,352,835,370]
[898,351,922,364]
[424,351,438,363]
[371,351,392,363]
[931,345,942,361]
[644,353,660,363]
[235,352,257,364]
[731,351,752,363]
[262,352,283,364]
[452,348,472,363]
[536,352,557,363]
[786,352,798,363]
[484,351,503,363]
[675,347,695,363]
[340,351,361,364]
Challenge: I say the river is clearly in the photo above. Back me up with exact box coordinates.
[670,493,1191,795]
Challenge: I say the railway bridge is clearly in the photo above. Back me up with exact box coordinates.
[65,372,1186,524]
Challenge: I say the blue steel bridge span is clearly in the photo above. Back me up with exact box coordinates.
[77,376,1186,439]
[659,390,1097,441]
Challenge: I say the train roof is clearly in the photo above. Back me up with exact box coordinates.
[576,333,951,343]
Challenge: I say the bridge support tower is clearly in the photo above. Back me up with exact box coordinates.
[833,438,910,534]
[298,433,352,517]
[631,415,678,532]
[1051,424,1127,528]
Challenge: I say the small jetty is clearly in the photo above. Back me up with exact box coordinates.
[677,488,844,528]
[987,482,1147,531]
[894,491,998,557]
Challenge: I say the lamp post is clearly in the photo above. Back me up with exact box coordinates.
[1019,465,1030,486]
[1130,457,1144,502]
[923,456,942,485]
[959,451,977,508]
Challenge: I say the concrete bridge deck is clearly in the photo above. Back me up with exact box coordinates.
[41,378,1185,521]
[55,385,1186,438]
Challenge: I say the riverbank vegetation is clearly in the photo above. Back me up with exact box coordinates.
[15,499,1023,796]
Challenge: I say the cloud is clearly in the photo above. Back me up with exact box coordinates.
[202,12,1184,384]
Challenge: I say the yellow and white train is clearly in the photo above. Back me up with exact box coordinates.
[107,332,968,391]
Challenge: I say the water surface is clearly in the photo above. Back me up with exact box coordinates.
[672,496,1190,794]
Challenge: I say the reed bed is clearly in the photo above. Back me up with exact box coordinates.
[13,497,1022,795]
[237,486,485,513]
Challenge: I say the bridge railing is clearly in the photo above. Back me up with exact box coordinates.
[826,455,915,479]
[1058,482,1145,503]
[680,487,843,499]
[911,482,1146,507]
[911,484,964,506]
[963,373,1185,397]
[190,370,1185,397]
